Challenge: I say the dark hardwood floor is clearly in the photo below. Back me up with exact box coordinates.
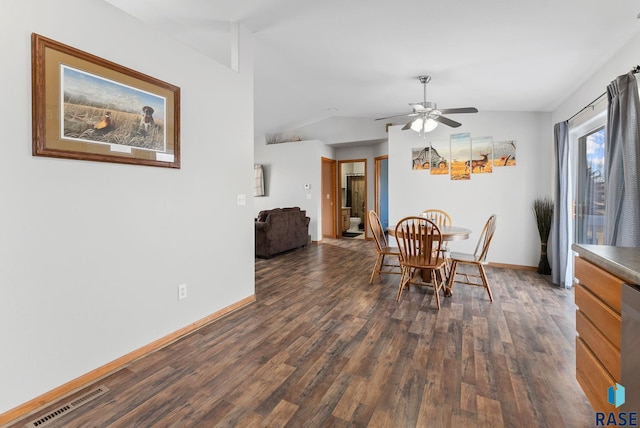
[8,238,594,427]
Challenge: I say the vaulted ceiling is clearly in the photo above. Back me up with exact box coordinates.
[105,0,640,137]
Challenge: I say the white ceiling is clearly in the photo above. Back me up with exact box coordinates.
[104,0,640,136]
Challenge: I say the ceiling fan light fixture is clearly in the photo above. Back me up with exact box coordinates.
[410,118,423,132]
[424,117,438,132]
[410,116,438,133]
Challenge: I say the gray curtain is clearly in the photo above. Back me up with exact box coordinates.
[605,72,640,246]
[552,121,571,288]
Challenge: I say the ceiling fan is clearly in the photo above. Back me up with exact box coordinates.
[375,75,478,134]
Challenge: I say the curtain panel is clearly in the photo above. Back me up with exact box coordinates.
[605,72,640,246]
[553,121,571,288]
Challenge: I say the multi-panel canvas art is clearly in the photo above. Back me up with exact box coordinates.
[469,136,493,174]
[411,135,516,180]
[450,133,471,181]
[493,140,517,167]
[430,140,450,176]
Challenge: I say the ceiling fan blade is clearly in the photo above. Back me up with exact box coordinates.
[438,107,478,114]
[433,115,461,128]
[374,113,418,121]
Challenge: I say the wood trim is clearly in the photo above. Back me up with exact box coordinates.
[487,262,537,271]
[373,155,388,218]
[321,157,337,239]
[0,295,256,426]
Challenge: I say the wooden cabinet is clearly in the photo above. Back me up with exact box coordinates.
[574,256,623,413]
[341,208,350,232]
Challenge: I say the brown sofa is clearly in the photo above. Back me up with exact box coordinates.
[255,207,310,258]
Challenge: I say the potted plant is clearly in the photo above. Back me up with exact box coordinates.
[533,197,554,275]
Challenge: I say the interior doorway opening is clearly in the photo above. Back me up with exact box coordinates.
[374,155,389,234]
[338,160,367,239]
[321,157,337,239]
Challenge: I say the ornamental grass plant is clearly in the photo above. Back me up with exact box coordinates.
[533,197,554,275]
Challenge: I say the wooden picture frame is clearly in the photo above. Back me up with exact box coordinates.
[31,33,180,168]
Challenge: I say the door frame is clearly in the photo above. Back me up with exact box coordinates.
[338,159,368,239]
[321,157,337,239]
[374,155,388,218]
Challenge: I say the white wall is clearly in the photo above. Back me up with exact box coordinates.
[254,140,334,241]
[0,0,255,413]
[388,111,553,267]
[553,31,640,124]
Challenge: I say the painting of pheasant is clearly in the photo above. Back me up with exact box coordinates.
[94,111,111,130]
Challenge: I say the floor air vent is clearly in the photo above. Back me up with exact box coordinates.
[24,385,109,428]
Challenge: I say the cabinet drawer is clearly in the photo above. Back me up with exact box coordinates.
[575,284,621,349]
[576,337,618,413]
[576,309,620,379]
[574,257,622,313]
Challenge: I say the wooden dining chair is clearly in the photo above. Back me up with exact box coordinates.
[394,216,448,309]
[421,208,453,273]
[368,210,401,283]
[420,209,452,228]
[447,214,497,301]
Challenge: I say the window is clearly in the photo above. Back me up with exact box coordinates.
[575,126,605,244]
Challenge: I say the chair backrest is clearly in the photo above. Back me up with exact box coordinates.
[420,209,452,227]
[394,216,442,266]
[474,214,497,262]
[368,210,388,252]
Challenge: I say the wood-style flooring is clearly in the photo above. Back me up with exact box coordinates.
[8,238,594,427]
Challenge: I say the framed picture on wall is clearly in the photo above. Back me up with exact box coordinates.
[31,33,181,168]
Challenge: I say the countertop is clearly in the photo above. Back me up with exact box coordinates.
[572,244,640,285]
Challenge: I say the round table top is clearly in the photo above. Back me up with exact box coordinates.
[387,225,471,241]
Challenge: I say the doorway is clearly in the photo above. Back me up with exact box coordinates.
[321,157,337,239]
[338,159,367,239]
[374,155,389,233]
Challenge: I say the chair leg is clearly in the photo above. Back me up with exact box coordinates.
[442,249,451,279]
[396,266,409,301]
[479,265,494,301]
[369,253,382,283]
[430,269,441,310]
[447,260,458,292]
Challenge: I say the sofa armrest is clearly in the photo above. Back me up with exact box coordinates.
[255,222,270,232]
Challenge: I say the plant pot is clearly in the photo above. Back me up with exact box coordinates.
[537,242,551,275]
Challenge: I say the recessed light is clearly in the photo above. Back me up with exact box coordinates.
[328,107,338,112]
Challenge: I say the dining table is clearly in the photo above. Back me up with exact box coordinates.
[386,225,472,241]
[386,223,472,296]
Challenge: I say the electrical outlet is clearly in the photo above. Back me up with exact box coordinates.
[178,284,187,300]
